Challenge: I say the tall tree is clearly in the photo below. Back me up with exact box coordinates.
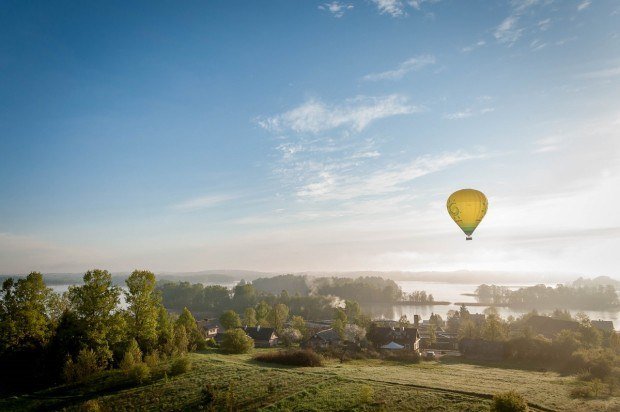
[243,307,257,327]
[156,306,175,355]
[344,300,361,324]
[220,310,242,330]
[269,303,289,333]
[125,270,161,352]
[0,272,54,351]
[68,269,122,351]
[176,307,203,350]
[255,301,271,327]
[482,314,506,342]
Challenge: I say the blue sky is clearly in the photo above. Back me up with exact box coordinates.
[1,0,619,276]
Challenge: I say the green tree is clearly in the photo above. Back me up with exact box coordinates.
[344,300,361,324]
[255,301,271,327]
[458,319,478,340]
[120,338,143,371]
[243,307,257,327]
[156,306,175,355]
[68,270,122,352]
[428,324,437,347]
[398,315,410,328]
[291,315,306,337]
[280,327,302,347]
[173,324,189,354]
[483,315,506,342]
[125,270,161,352]
[220,310,242,330]
[429,313,444,328]
[579,325,602,348]
[459,304,470,319]
[0,272,54,351]
[333,319,345,340]
[176,307,203,350]
[269,303,289,333]
[220,329,254,354]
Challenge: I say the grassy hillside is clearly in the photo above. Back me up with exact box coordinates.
[2,350,618,411]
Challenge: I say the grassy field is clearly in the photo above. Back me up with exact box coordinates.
[1,349,619,411]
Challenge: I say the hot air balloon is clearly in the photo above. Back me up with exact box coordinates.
[446,189,488,240]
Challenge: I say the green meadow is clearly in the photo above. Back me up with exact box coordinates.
[2,349,618,411]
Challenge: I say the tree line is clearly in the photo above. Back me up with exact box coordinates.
[0,270,204,394]
[475,283,619,309]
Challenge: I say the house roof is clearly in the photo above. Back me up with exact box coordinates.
[369,326,420,346]
[381,341,405,350]
[197,319,222,330]
[312,328,341,342]
[243,326,277,341]
[591,320,614,332]
[525,315,580,337]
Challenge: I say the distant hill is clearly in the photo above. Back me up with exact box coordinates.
[572,276,620,289]
[2,269,599,287]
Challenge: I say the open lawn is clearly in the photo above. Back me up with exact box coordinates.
[1,349,618,411]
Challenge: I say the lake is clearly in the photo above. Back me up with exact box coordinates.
[49,280,620,326]
[387,281,620,324]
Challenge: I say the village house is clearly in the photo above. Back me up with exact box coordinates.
[591,320,614,333]
[524,315,580,339]
[242,325,279,347]
[368,325,420,352]
[302,325,362,350]
[196,319,222,338]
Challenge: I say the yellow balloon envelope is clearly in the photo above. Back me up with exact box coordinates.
[446,189,488,240]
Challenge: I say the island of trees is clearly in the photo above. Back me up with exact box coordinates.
[475,283,619,310]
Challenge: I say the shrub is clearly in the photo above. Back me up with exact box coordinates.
[358,385,374,404]
[128,363,151,384]
[253,350,323,367]
[120,339,143,371]
[220,329,254,354]
[567,348,616,379]
[64,348,105,383]
[205,337,217,348]
[201,383,216,406]
[383,350,421,363]
[490,391,528,412]
[79,399,102,412]
[170,356,191,376]
[570,385,594,399]
[280,327,302,347]
[144,350,160,369]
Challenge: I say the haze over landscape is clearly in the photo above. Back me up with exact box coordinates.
[1,0,619,277]
[4,3,620,411]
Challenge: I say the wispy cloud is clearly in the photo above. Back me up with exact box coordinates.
[494,16,523,45]
[258,95,421,134]
[577,0,591,11]
[537,18,551,31]
[530,38,546,51]
[532,136,563,153]
[173,194,237,211]
[372,0,407,17]
[363,55,436,81]
[580,66,620,79]
[318,2,353,18]
[444,107,494,120]
[371,0,440,17]
[296,151,485,201]
[460,40,486,53]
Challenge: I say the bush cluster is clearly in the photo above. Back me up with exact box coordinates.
[170,356,191,375]
[253,349,323,367]
[490,391,528,412]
